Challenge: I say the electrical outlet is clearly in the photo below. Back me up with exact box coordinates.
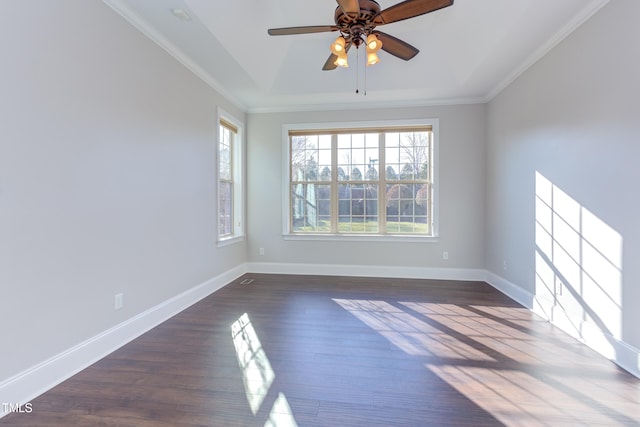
[114,293,124,310]
[442,251,449,260]
[259,247,265,256]
[503,260,508,271]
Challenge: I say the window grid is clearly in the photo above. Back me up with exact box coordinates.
[289,127,433,236]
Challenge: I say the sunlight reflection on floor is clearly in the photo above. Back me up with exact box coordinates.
[231,313,300,426]
[333,299,496,361]
[333,298,640,425]
[231,313,275,415]
[264,393,299,427]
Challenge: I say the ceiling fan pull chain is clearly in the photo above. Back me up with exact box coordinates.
[355,46,360,94]
[364,57,367,96]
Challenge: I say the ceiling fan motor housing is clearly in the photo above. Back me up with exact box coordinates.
[334,0,381,45]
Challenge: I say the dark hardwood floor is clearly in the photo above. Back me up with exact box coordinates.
[3,274,639,426]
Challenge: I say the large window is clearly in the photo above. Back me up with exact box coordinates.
[218,111,244,244]
[285,120,438,239]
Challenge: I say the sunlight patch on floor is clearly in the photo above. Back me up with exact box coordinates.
[427,363,630,425]
[231,313,299,426]
[333,299,496,361]
[231,313,276,415]
[264,393,299,427]
[334,295,639,425]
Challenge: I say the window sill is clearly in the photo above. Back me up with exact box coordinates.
[282,233,438,243]
[217,235,245,247]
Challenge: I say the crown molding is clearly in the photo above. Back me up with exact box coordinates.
[103,0,610,115]
[486,0,610,102]
[102,0,247,112]
[246,95,487,115]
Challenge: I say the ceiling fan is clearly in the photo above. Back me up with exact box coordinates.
[267,0,454,70]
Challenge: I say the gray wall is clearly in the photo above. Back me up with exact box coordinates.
[0,1,246,382]
[486,0,640,368]
[247,105,486,272]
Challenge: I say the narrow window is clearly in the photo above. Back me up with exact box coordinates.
[218,113,244,243]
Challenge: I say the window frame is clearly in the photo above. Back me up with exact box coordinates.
[217,108,245,246]
[282,119,439,242]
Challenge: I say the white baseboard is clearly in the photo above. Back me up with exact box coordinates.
[614,340,640,379]
[484,270,640,379]
[483,271,535,309]
[247,261,487,282]
[0,265,247,417]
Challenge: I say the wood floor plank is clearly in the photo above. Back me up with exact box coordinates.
[2,273,639,426]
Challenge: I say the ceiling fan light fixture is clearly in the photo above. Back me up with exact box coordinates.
[334,52,349,68]
[366,34,382,52]
[365,33,382,66]
[330,36,347,55]
[366,51,380,66]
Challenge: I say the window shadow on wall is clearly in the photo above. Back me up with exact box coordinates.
[534,171,623,360]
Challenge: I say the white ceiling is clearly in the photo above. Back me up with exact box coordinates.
[106,0,609,112]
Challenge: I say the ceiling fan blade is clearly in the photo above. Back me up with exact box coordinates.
[375,0,453,25]
[323,54,339,71]
[268,25,338,36]
[336,0,360,15]
[374,31,419,61]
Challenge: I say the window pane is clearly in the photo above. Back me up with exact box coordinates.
[291,183,331,232]
[385,164,399,180]
[338,183,378,233]
[219,181,232,236]
[219,127,232,181]
[337,133,379,183]
[384,131,430,182]
[385,183,429,234]
[318,134,333,181]
[401,131,430,180]
[291,135,327,182]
